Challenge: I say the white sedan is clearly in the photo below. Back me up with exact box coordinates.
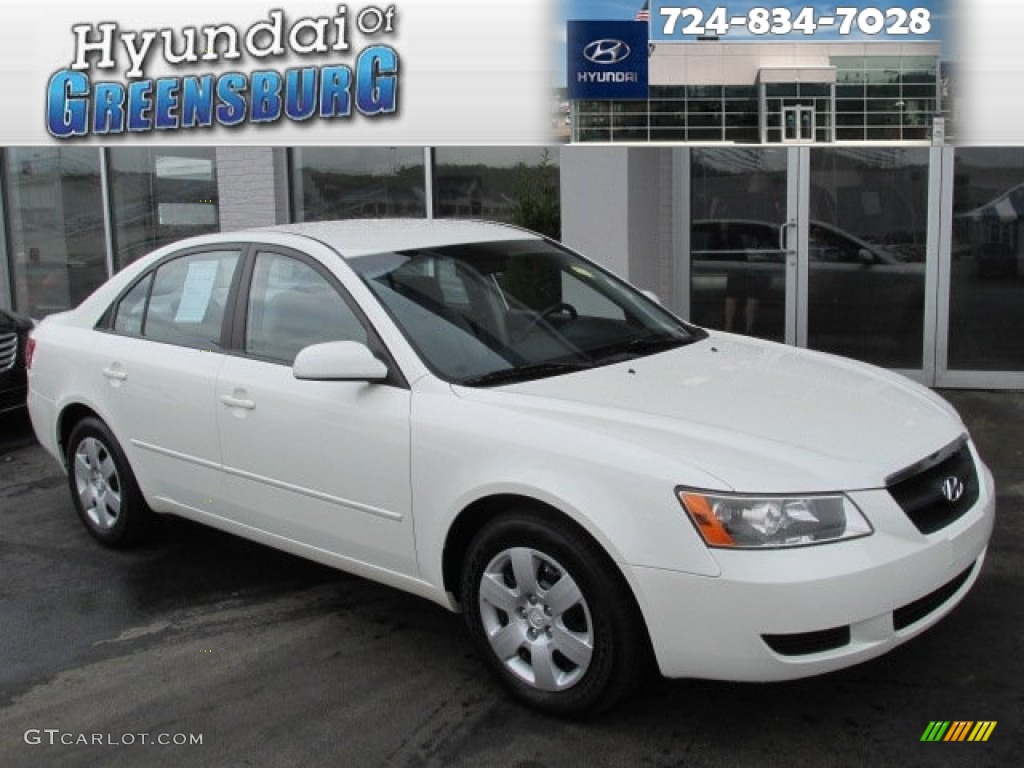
[26,220,995,715]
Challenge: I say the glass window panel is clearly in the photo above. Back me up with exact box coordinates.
[688,113,722,128]
[649,127,688,141]
[245,252,365,364]
[725,126,760,143]
[686,86,721,99]
[808,149,930,368]
[690,149,788,341]
[290,147,426,222]
[765,84,798,98]
[948,149,1024,371]
[797,84,830,98]
[4,148,108,317]
[649,86,687,100]
[865,69,901,85]
[687,99,722,114]
[901,56,937,73]
[110,148,219,270]
[651,112,687,128]
[686,127,724,141]
[723,100,759,114]
[723,86,757,99]
[612,127,649,141]
[113,273,152,336]
[577,128,611,142]
[143,250,239,350]
[433,148,560,238]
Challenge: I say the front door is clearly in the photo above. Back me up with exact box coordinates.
[783,106,815,143]
[216,248,417,577]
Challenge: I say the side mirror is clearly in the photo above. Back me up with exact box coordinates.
[641,289,662,305]
[293,341,388,382]
[857,248,875,266]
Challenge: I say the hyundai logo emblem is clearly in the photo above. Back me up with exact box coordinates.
[583,39,632,65]
[941,476,965,504]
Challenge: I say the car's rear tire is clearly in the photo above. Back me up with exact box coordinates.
[461,510,650,717]
[66,417,153,548]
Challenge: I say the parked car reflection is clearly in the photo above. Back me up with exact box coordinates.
[690,219,925,366]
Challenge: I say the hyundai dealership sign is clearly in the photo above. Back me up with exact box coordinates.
[567,21,649,100]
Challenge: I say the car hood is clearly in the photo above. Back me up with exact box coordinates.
[454,333,965,493]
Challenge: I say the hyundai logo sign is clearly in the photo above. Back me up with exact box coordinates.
[941,476,965,504]
[567,21,649,101]
[583,39,631,65]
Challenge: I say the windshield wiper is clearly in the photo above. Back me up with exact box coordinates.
[590,334,692,363]
[457,360,593,387]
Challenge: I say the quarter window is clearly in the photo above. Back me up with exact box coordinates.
[112,273,152,336]
[245,252,366,364]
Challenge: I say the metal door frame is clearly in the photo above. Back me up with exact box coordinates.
[679,145,943,385]
[782,105,815,144]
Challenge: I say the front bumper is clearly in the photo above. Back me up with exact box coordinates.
[630,453,996,682]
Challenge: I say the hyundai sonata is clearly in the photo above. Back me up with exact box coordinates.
[26,220,995,715]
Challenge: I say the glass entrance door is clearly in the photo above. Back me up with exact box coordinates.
[687,148,799,345]
[783,106,815,143]
[685,146,939,380]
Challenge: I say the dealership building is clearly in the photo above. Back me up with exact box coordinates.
[573,40,945,144]
[1,143,1022,390]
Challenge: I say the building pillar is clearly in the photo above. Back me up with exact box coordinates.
[560,146,680,310]
[215,147,290,231]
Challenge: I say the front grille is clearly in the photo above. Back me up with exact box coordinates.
[0,332,18,372]
[762,626,851,656]
[893,565,974,631]
[887,439,979,535]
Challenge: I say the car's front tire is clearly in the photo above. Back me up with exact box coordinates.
[66,417,153,548]
[461,511,649,717]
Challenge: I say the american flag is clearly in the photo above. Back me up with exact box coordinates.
[635,1,650,22]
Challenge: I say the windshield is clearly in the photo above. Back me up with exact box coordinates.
[349,238,703,386]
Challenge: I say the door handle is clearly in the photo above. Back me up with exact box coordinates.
[220,394,256,410]
[778,220,797,253]
[102,366,128,381]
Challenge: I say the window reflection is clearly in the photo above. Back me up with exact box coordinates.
[4,148,107,318]
[808,148,929,369]
[290,147,425,222]
[690,149,788,343]
[433,148,560,238]
[110,148,220,270]
[949,149,1024,371]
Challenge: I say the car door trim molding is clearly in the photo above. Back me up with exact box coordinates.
[131,438,222,471]
[131,437,404,522]
[220,463,404,522]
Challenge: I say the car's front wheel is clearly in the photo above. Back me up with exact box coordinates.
[461,511,649,716]
[66,417,153,547]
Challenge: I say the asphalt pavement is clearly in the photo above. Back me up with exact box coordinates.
[0,392,1021,768]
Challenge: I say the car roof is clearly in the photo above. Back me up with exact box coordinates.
[249,219,542,258]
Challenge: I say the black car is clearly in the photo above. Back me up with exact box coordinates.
[1,308,32,416]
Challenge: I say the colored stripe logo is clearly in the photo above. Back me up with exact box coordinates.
[921,721,997,742]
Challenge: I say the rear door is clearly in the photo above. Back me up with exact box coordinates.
[94,246,243,512]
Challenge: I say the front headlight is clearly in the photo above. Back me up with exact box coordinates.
[677,489,872,549]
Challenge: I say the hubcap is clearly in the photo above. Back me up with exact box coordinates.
[73,437,122,531]
[478,547,594,692]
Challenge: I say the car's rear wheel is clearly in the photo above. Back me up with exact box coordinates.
[67,417,152,547]
[461,511,649,717]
